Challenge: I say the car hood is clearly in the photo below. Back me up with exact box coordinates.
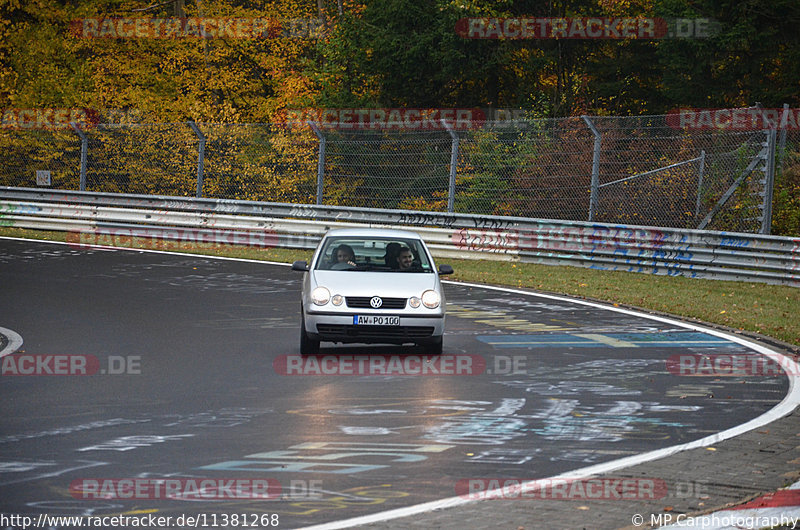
[311,270,438,296]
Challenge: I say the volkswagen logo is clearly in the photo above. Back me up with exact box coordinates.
[369,296,383,308]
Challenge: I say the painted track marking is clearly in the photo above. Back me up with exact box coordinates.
[0,326,23,358]
[2,236,798,529]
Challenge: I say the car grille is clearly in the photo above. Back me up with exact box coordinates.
[316,324,434,339]
[346,297,407,309]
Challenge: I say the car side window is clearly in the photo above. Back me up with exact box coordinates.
[314,243,336,269]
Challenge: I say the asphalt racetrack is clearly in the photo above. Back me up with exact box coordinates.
[0,238,793,528]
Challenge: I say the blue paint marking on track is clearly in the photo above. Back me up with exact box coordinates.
[477,332,736,348]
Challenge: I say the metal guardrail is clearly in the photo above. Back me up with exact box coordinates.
[1,187,798,287]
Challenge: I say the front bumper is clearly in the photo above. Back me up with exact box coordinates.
[304,311,445,344]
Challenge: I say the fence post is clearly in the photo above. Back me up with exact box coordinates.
[308,121,325,205]
[753,106,778,235]
[582,115,601,221]
[761,128,777,235]
[69,122,88,191]
[188,122,206,198]
[695,150,706,218]
[441,119,459,213]
[778,103,789,174]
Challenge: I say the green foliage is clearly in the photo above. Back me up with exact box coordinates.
[0,0,321,121]
[456,126,541,215]
[2,0,798,118]
[772,144,800,236]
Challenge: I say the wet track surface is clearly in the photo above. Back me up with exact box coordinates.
[0,239,790,528]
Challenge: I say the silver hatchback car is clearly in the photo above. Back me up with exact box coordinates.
[292,228,453,355]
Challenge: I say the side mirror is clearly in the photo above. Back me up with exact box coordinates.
[438,264,454,275]
[291,260,309,272]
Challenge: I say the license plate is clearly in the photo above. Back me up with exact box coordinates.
[354,315,400,326]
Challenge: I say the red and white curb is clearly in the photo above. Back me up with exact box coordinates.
[659,479,800,529]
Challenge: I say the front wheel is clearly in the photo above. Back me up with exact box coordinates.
[300,315,320,355]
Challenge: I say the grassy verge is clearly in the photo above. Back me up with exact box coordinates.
[2,226,798,348]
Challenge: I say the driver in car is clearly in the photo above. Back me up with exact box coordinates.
[397,246,415,270]
[332,244,357,269]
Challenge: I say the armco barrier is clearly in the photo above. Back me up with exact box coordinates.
[1,187,798,287]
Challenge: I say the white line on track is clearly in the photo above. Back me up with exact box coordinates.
[3,235,799,529]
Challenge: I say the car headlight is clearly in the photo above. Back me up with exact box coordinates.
[409,296,421,308]
[331,294,344,306]
[421,290,440,309]
[311,287,331,306]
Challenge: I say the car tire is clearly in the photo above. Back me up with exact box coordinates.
[424,336,443,355]
[300,313,320,355]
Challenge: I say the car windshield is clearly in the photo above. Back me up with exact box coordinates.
[314,236,434,272]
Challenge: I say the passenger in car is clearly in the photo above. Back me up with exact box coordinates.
[383,242,401,269]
